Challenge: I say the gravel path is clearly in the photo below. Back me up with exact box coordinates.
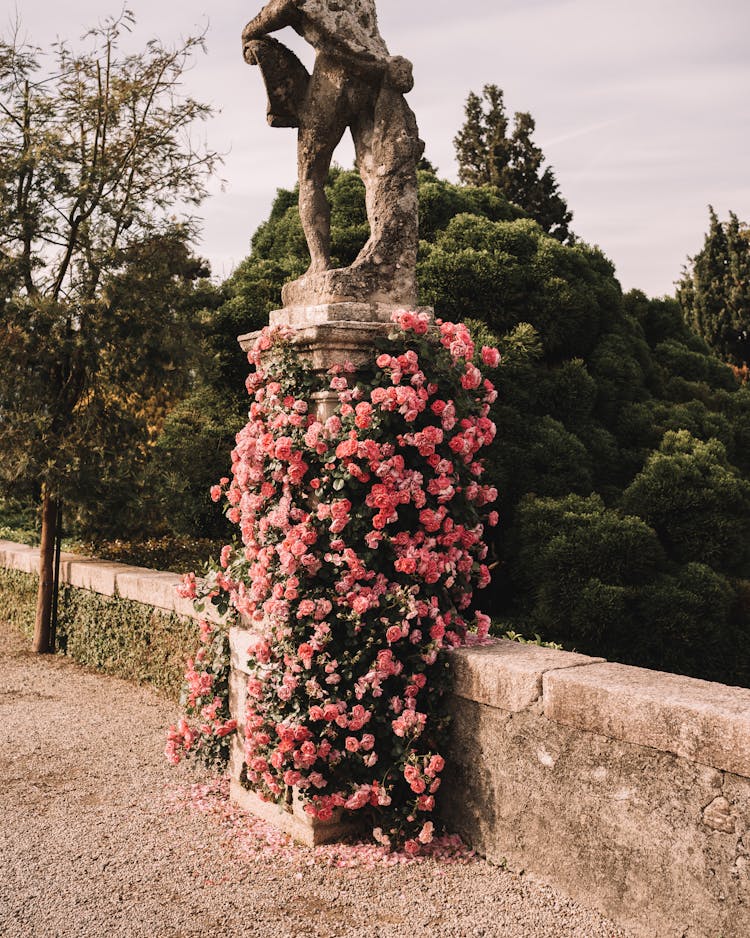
[0,621,633,938]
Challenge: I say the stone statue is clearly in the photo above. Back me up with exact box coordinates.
[241,0,424,309]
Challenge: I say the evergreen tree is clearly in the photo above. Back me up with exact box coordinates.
[678,207,750,365]
[453,84,573,243]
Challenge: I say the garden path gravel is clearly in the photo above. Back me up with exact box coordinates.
[0,620,633,938]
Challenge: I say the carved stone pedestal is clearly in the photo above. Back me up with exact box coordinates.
[227,627,362,846]
[238,301,433,372]
[230,301,433,844]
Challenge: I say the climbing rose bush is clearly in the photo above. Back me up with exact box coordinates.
[171,310,499,851]
[166,615,237,768]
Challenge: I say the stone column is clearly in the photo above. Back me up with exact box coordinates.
[228,300,432,844]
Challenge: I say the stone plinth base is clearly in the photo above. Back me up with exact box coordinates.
[227,628,362,847]
[229,779,360,847]
[237,302,433,372]
[230,301,435,845]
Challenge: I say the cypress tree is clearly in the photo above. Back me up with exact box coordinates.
[453,84,573,243]
[678,207,750,365]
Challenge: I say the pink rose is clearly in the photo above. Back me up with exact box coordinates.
[481,346,501,368]
[404,764,420,783]
[335,438,358,459]
[297,642,314,667]
[344,788,370,810]
[386,625,403,644]
[176,572,197,599]
[428,754,445,774]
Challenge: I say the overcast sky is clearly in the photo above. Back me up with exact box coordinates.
[8,0,750,297]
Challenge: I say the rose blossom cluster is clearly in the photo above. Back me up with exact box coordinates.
[172,310,499,850]
[166,618,237,767]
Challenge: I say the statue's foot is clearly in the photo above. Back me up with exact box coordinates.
[305,261,333,276]
[280,252,416,309]
[350,241,405,274]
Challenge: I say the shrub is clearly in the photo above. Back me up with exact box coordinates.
[623,431,750,576]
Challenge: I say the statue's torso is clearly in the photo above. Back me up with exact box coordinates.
[296,0,389,59]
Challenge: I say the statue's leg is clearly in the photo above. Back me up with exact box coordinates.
[298,68,349,274]
[351,86,424,278]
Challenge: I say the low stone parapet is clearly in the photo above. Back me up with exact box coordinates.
[0,538,221,622]
[443,639,750,938]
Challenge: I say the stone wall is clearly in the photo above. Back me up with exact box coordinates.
[1,539,747,935]
[443,641,750,938]
[0,539,217,623]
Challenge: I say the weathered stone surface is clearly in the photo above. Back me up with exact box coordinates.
[703,796,737,834]
[268,301,432,329]
[0,537,227,623]
[228,667,248,737]
[241,0,423,308]
[227,733,361,845]
[544,662,750,778]
[442,695,750,938]
[115,569,183,613]
[172,594,200,620]
[0,539,16,556]
[226,624,363,845]
[243,303,434,405]
[239,317,405,373]
[228,730,245,782]
[229,626,256,675]
[0,539,28,569]
[65,559,121,596]
[1,544,40,575]
[449,640,604,712]
[245,35,310,128]
[280,262,418,309]
[229,779,361,847]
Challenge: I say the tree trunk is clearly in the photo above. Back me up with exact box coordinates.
[32,487,58,654]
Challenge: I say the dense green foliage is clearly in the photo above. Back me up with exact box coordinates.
[0,569,37,636]
[56,588,196,697]
[454,85,573,243]
[0,497,40,545]
[677,207,750,365]
[68,535,223,575]
[197,166,750,686]
[0,568,196,698]
[486,279,750,685]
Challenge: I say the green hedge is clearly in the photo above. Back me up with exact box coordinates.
[0,569,37,637]
[0,568,197,699]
